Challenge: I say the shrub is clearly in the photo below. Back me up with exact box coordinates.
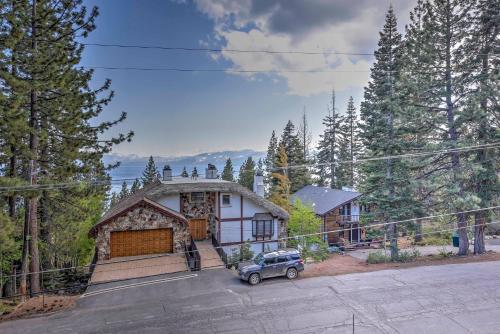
[438,247,453,258]
[367,251,390,264]
[367,248,420,264]
[226,241,254,269]
[396,248,420,263]
[301,238,329,262]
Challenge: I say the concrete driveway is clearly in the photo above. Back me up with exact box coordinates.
[90,253,188,283]
[1,261,500,333]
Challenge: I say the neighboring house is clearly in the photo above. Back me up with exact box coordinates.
[291,185,367,246]
[89,165,289,264]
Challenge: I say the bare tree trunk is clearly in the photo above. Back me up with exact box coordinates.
[473,26,493,255]
[7,148,17,218]
[414,218,423,243]
[444,1,467,255]
[27,0,40,294]
[473,212,486,254]
[19,202,30,301]
[387,24,397,261]
[330,90,336,189]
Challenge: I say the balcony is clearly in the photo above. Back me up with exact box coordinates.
[338,215,360,223]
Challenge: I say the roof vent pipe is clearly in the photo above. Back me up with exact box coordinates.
[163,165,172,181]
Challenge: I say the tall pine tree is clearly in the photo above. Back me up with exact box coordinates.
[461,0,499,254]
[118,181,130,200]
[130,179,141,193]
[181,166,189,177]
[338,96,362,188]
[264,131,278,197]
[280,120,310,193]
[0,0,132,297]
[269,144,291,212]
[316,90,343,188]
[238,157,255,190]
[141,156,160,186]
[359,6,415,260]
[221,158,235,182]
[401,0,480,255]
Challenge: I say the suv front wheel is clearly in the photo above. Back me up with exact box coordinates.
[248,273,260,285]
[286,267,298,280]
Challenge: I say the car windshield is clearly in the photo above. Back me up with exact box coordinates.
[254,254,264,265]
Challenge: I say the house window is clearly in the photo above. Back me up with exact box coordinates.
[252,219,274,240]
[221,194,231,207]
[340,203,351,216]
[190,192,205,203]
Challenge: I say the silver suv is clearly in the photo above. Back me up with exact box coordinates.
[238,248,304,285]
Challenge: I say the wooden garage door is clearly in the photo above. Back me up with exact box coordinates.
[110,228,173,258]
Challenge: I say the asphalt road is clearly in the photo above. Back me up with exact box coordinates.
[1,261,500,333]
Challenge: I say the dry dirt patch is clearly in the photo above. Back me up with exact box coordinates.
[0,295,77,322]
[301,251,500,279]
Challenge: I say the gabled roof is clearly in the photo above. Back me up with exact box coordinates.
[148,179,289,219]
[90,178,289,237]
[291,185,362,216]
[89,182,187,237]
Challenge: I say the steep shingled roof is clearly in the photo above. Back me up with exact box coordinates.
[90,178,289,236]
[147,178,289,219]
[291,185,361,216]
[89,182,188,237]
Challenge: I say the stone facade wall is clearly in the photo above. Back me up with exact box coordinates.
[95,204,190,261]
[180,192,217,238]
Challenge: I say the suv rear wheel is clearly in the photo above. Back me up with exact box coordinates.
[286,267,298,280]
[248,273,260,285]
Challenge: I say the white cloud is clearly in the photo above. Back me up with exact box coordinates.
[193,0,416,96]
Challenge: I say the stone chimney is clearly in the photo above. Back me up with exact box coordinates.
[253,169,264,197]
[205,163,218,179]
[163,165,172,181]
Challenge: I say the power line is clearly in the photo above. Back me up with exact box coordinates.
[2,205,498,281]
[0,143,497,193]
[274,142,500,171]
[84,65,372,73]
[81,42,500,57]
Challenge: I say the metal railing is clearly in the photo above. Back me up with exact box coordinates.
[184,237,201,271]
[211,234,228,265]
[338,215,360,222]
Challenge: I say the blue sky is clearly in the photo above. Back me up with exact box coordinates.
[82,0,415,157]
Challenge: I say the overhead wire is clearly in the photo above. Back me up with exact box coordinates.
[80,42,500,57]
[2,205,498,281]
[0,142,497,193]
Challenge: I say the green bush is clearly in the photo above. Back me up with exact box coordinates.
[396,248,420,262]
[438,247,453,258]
[366,248,420,264]
[367,251,390,264]
[226,241,254,269]
[302,238,329,262]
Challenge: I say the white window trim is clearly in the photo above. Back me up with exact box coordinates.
[221,193,232,207]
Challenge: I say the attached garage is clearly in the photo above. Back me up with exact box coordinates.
[110,228,173,258]
[90,195,189,261]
